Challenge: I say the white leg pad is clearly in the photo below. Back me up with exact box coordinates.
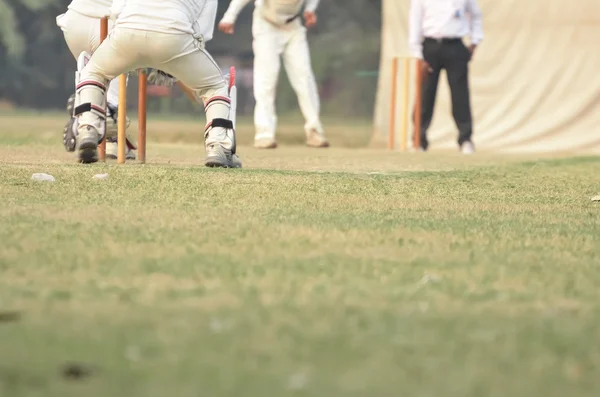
[204,88,235,153]
[74,52,108,141]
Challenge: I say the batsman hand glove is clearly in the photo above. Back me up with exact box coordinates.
[144,69,178,87]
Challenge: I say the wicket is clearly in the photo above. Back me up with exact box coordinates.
[98,17,147,164]
[388,56,423,151]
[98,17,108,161]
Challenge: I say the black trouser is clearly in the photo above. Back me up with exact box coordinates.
[417,38,473,150]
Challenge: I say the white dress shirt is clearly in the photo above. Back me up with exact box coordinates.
[409,0,484,59]
[221,0,320,26]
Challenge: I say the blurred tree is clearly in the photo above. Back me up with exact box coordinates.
[0,0,70,107]
[0,0,25,59]
[1,0,62,54]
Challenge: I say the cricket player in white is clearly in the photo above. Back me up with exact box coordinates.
[70,0,240,167]
[56,0,222,163]
[219,0,329,149]
[57,0,137,159]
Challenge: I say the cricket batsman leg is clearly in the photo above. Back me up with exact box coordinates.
[66,72,134,158]
[57,10,95,152]
[58,10,134,157]
[158,41,240,168]
[283,26,329,148]
[203,79,241,168]
[73,28,140,163]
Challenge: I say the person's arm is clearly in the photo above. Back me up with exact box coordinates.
[466,0,484,50]
[303,0,320,27]
[219,0,253,24]
[304,0,320,13]
[408,0,424,59]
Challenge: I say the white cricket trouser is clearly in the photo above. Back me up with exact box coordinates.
[252,11,324,141]
[83,27,225,100]
[56,10,121,107]
[77,27,231,151]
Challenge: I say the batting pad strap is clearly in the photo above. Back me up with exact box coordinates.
[74,103,106,117]
[126,138,137,151]
[204,96,231,109]
[76,80,106,92]
[286,14,301,23]
[205,118,234,131]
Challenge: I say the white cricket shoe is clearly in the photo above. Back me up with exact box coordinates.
[204,142,241,168]
[78,125,100,164]
[204,129,240,168]
[460,141,475,155]
[306,129,330,148]
[254,138,278,149]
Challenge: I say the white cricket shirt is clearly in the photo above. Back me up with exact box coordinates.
[221,0,320,26]
[409,0,484,59]
[110,0,205,35]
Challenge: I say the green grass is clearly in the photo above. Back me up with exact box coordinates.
[1,114,600,396]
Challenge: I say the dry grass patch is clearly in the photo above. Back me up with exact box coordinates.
[1,114,600,396]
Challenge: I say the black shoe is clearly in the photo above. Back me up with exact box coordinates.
[66,94,75,116]
[63,118,76,152]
